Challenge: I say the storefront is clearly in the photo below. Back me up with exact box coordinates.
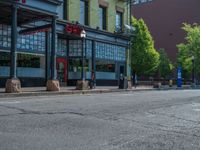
[0,1,129,89]
[0,0,62,91]
[56,22,129,86]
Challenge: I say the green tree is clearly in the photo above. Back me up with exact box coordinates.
[130,17,160,76]
[158,48,174,79]
[177,23,200,79]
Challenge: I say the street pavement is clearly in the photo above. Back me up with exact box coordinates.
[0,90,200,150]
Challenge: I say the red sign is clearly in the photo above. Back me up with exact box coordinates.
[16,0,26,4]
[22,28,50,35]
[65,23,83,36]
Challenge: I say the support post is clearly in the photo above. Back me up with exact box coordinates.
[5,4,21,93]
[76,36,89,90]
[91,40,96,88]
[81,39,85,81]
[192,58,195,86]
[45,31,50,83]
[47,16,60,91]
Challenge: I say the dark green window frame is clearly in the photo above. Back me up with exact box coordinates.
[80,0,89,26]
[99,6,107,30]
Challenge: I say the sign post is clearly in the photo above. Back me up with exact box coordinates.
[177,66,182,88]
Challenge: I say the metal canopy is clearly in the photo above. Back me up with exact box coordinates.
[0,2,52,25]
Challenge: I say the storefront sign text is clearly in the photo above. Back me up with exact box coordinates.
[16,0,26,4]
[65,23,83,37]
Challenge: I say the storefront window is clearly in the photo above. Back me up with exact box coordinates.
[69,40,83,57]
[69,59,89,72]
[86,40,92,57]
[95,42,126,61]
[0,51,41,68]
[0,24,45,52]
[17,53,40,68]
[96,60,115,72]
[57,39,67,56]
[0,51,10,66]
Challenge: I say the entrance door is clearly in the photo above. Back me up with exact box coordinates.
[56,58,67,84]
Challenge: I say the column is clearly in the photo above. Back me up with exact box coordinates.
[81,39,86,80]
[91,40,96,88]
[45,31,50,82]
[10,5,17,79]
[5,4,21,93]
[51,17,56,80]
[46,16,60,91]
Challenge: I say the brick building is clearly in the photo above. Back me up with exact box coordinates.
[132,0,200,62]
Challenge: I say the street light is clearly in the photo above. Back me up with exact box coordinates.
[80,29,86,38]
[80,30,86,81]
[191,55,195,86]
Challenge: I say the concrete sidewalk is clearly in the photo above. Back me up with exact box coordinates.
[0,85,195,98]
[0,85,154,98]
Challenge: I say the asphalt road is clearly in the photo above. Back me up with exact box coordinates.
[0,90,200,150]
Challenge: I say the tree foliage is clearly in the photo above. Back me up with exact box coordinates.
[130,17,160,76]
[158,48,174,79]
[177,23,200,79]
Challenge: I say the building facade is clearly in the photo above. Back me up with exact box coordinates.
[132,0,200,62]
[0,0,131,89]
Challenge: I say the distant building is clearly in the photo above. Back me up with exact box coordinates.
[132,0,200,62]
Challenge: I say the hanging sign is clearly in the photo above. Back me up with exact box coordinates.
[19,24,51,35]
[16,0,26,4]
[65,23,84,37]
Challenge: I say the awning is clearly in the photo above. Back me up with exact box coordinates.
[0,2,53,25]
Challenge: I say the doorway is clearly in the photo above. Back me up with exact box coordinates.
[56,58,67,85]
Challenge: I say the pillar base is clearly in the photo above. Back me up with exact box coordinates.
[5,78,21,93]
[46,80,60,91]
[76,80,89,90]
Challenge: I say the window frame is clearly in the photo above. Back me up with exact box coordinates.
[80,0,89,26]
[99,6,107,30]
[116,11,123,32]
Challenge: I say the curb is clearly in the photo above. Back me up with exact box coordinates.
[0,88,154,98]
[0,86,198,98]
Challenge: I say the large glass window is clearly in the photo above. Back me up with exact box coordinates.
[57,39,67,56]
[69,59,89,72]
[0,51,41,68]
[95,42,126,61]
[86,40,92,58]
[116,11,123,32]
[69,40,83,57]
[17,53,40,68]
[0,51,10,66]
[80,0,89,25]
[0,24,45,52]
[96,60,115,72]
[99,6,107,30]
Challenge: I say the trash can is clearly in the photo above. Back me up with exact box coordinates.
[119,76,128,89]
[89,80,94,89]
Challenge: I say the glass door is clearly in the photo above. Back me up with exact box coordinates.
[56,58,67,83]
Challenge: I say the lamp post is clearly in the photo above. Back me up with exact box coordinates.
[80,29,86,81]
[191,55,195,86]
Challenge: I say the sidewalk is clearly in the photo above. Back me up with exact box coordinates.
[0,85,195,98]
[0,85,154,98]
